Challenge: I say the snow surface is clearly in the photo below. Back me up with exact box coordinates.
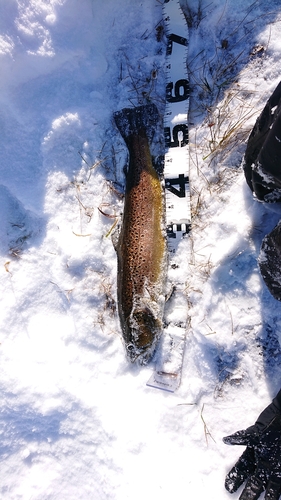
[1,0,281,498]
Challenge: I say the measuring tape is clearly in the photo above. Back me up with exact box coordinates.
[163,0,190,244]
[147,0,190,392]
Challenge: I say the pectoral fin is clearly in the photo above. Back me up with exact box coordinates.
[111,222,121,252]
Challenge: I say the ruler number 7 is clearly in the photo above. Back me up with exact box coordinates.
[167,33,187,56]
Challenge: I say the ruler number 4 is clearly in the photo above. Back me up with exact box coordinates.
[165,174,189,198]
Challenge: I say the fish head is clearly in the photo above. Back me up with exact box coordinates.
[125,306,161,364]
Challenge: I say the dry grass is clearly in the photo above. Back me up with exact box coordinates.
[201,403,216,445]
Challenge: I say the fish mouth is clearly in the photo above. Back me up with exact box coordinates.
[125,342,156,364]
[124,307,162,364]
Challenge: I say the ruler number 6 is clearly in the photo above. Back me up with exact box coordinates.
[166,79,189,103]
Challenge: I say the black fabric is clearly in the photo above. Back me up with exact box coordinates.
[244,81,281,201]
[273,389,281,410]
[225,447,256,494]
[224,396,281,499]
[259,222,281,300]
[244,82,281,300]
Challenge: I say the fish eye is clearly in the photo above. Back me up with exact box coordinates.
[127,344,135,352]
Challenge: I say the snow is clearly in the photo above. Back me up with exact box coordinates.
[1,0,281,498]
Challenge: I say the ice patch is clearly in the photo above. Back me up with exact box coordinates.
[43,112,81,145]
[171,113,187,124]
[0,185,41,255]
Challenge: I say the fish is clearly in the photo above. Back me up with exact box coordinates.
[113,103,167,364]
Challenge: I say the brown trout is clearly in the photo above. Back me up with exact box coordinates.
[113,104,167,364]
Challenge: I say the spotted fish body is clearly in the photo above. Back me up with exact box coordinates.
[113,104,167,363]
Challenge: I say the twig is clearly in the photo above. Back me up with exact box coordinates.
[201,404,216,445]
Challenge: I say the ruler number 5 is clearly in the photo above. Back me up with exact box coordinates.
[165,124,188,148]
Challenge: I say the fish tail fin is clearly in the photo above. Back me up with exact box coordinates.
[114,103,159,145]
